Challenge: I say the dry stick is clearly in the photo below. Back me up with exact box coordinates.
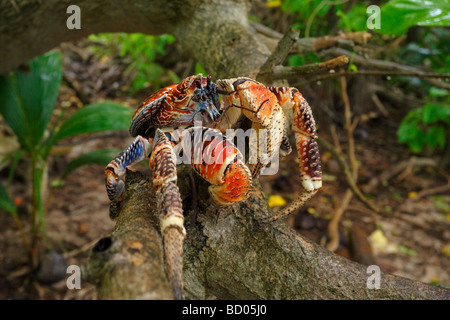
[295,70,450,87]
[341,76,359,180]
[257,27,300,82]
[412,183,450,201]
[250,21,371,55]
[363,157,438,194]
[371,93,389,117]
[320,47,450,90]
[318,137,383,216]
[326,74,357,252]
[266,55,350,81]
[330,124,342,154]
[327,189,353,252]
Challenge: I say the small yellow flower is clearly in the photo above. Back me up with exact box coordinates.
[307,207,316,214]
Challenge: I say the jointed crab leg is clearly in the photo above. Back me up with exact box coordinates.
[182,127,253,205]
[105,135,153,219]
[149,129,186,300]
[267,86,322,221]
[216,78,290,178]
[216,78,322,221]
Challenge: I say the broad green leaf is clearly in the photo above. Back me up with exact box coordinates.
[54,102,133,141]
[0,182,16,215]
[397,122,422,143]
[426,126,446,148]
[62,148,121,178]
[0,51,62,152]
[422,104,450,124]
[380,0,450,35]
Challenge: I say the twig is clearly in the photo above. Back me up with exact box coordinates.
[250,21,284,40]
[340,74,358,179]
[327,74,357,252]
[294,70,450,87]
[63,239,99,259]
[411,183,450,201]
[371,93,389,117]
[8,0,20,12]
[363,157,438,193]
[250,21,371,55]
[326,188,352,252]
[330,124,342,154]
[257,28,300,82]
[320,47,450,90]
[265,55,349,81]
[318,138,383,216]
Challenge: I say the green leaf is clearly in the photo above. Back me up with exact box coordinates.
[0,51,62,152]
[422,104,450,124]
[0,182,16,215]
[7,150,26,187]
[54,102,133,141]
[398,120,427,153]
[194,62,207,76]
[429,87,449,98]
[62,148,121,178]
[426,126,446,149]
[398,121,421,143]
[379,0,450,35]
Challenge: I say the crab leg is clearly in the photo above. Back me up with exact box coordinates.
[105,135,153,219]
[180,127,253,206]
[149,129,186,300]
[267,87,322,221]
[216,78,290,178]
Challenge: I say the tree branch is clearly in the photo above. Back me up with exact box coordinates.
[320,47,450,90]
[84,169,450,299]
[257,27,300,82]
[294,70,450,87]
[250,21,371,55]
[263,55,349,82]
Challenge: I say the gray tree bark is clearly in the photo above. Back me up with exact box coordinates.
[0,0,268,77]
[3,0,449,300]
[83,169,449,299]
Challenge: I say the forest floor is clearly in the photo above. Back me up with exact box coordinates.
[0,40,449,299]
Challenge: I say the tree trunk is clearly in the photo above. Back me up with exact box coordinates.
[3,0,449,300]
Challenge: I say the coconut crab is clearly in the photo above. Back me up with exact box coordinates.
[105,74,322,299]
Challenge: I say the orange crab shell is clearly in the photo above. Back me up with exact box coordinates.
[130,74,220,137]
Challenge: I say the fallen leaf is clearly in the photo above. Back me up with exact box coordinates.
[369,229,398,254]
[268,195,286,208]
[441,244,450,257]
[408,191,417,199]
